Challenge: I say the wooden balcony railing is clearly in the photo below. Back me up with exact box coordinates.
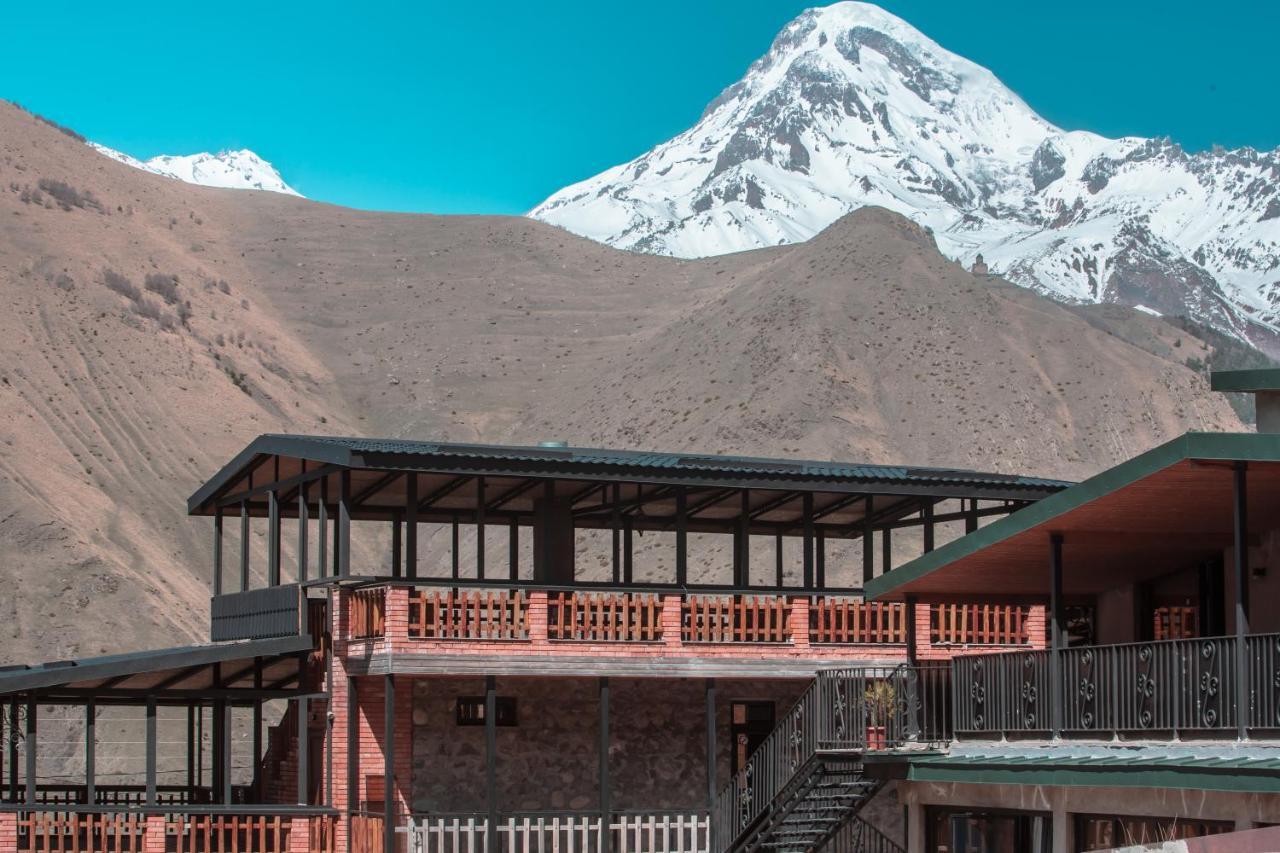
[682,595,790,643]
[16,812,146,852]
[547,591,664,642]
[12,811,334,853]
[930,603,1032,646]
[407,588,529,640]
[810,598,907,644]
[407,811,710,853]
[168,814,294,852]
[350,588,386,639]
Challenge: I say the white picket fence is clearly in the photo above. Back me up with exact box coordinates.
[406,812,709,853]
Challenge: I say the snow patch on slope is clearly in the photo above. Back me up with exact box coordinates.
[91,143,300,197]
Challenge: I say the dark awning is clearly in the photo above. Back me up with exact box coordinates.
[865,432,1280,600]
[0,635,318,703]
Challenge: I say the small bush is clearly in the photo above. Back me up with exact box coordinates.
[144,273,180,305]
[103,269,140,301]
[217,280,231,295]
[131,297,163,322]
[53,273,74,291]
[37,178,99,212]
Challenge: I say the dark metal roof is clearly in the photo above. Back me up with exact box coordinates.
[0,635,316,698]
[189,434,1071,514]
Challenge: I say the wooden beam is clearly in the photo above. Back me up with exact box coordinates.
[418,476,470,512]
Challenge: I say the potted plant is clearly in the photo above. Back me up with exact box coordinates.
[863,680,897,750]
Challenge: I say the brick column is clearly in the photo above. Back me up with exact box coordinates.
[913,600,935,660]
[1026,604,1049,650]
[289,816,311,853]
[385,586,410,651]
[528,590,549,647]
[0,812,17,853]
[789,597,811,649]
[142,815,167,853]
[662,595,684,648]
[330,589,353,853]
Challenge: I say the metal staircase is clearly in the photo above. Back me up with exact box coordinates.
[712,666,945,853]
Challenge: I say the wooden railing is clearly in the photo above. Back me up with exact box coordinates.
[408,811,710,853]
[930,603,1031,645]
[168,814,293,852]
[16,812,146,852]
[350,813,385,853]
[408,589,529,640]
[351,588,386,639]
[810,598,906,644]
[547,592,664,642]
[309,814,338,853]
[26,784,250,806]
[682,595,790,643]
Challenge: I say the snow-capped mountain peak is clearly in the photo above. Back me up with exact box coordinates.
[531,1,1280,347]
[91,144,300,197]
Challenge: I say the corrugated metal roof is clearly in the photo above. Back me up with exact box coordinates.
[264,435,1071,489]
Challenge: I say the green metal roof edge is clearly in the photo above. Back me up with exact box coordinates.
[864,431,1280,600]
[1210,368,1280,392]
[902,756,1280,793]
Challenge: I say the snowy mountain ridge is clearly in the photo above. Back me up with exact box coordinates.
[91,144,300,197]
[531,2,1280,346]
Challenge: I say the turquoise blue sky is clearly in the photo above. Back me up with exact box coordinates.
[5,1,1277,214]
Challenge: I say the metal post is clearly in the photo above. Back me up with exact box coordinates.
[7,700,17,802]
[485,675,498,853]
[451,517,460,579]
[905,595,918,666]
[297,697,310,805]
[611,484,622,583]
[24,695,34,807]
[391,516,402,578]
[862,514,874,585]
[339,470,352,577]
[509,522,518,581]
[268,488,281,586]
[802,493,815,589]
[1234,461,1250,740]
[676,487,688,586]
[477,476,487,580]
[185,704,194,790]
[775,531,783,588]
[965,499,979,534]
[923,501,935,553]
[623,519,634,584]
[145,697,157,807]
[406,475,418,579]
[240,501,251,591]
[704,679,716,816]
[599,677,611,853]
[346,678,358,822]
[1049,533,1064,739]
[298,482,310,583]
[816,529,826,589]
[253,659,263,798]
[221,701,232,806]
[213,508,224,596]
[384,675,396,853]
[211,699,223,802]
[319,478,329,579]
[86,701,96,805]
[736,490,750,587]
[882,526,892,576]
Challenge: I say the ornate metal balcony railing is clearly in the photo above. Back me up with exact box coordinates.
[953,632,1280,739]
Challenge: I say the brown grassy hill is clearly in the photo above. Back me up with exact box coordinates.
[0,100,1242,664]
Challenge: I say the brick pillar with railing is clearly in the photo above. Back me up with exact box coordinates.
[0,811,16,853]
[913,600,936,660]
[1026,604,1048,649]
[289,816,312,853]
[385,585,410,653]
[662,594,684,648]
[142,815,167,853]
[789,597,811,649]
[330,588,352,853]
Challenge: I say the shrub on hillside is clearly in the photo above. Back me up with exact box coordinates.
[144,273,180,305]
[36,178,100,212]
[102,269,140,301]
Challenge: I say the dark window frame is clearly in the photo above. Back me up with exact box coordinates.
[456,696,518,727]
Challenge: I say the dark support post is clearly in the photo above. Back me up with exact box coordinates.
[213,508,224,596]
[391,516,402,578]
[145,697,157,807]
[86,701,96,805]
[252,659,263,797]
[623,520,634,584]
[775,532,783,588]
[185,704,194,789]
[406,475,418,579]
[704,679,716,819]
[882,526,892,576]
[318,478,329,579]
[485,676,498,853]
[268,488,281,586]
[1234,461,1250,740]
[220,701,232,806]
[735,490,750,587]
[508,522,518,581]
[477,476,487,580]
[338,470,352,577]
[611,484,622,583]
[298,483,310,583]
[211,699,223,802]
[802,493,815,588]
[599,678,612,853]
[384,675,396,853]
[816,529,826,589]
[7,700,17,802]
[861,515,874,585]
[297,697,310,805]
[1049,533,1064,739]
[965,499,979,534]
[923,501,935,554]
[23,695,34,807]
[676,487,688,586]
[905,595,918,665]
[240,501,251,591]
[451,517,461,579]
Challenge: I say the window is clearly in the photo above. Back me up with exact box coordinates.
[927,807,1049,853]
[1076,814,1233,851]
[456,696,517,726]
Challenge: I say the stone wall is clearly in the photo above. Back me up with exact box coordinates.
[410,676,808,814]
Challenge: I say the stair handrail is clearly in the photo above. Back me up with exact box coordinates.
[711,665,918,852]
